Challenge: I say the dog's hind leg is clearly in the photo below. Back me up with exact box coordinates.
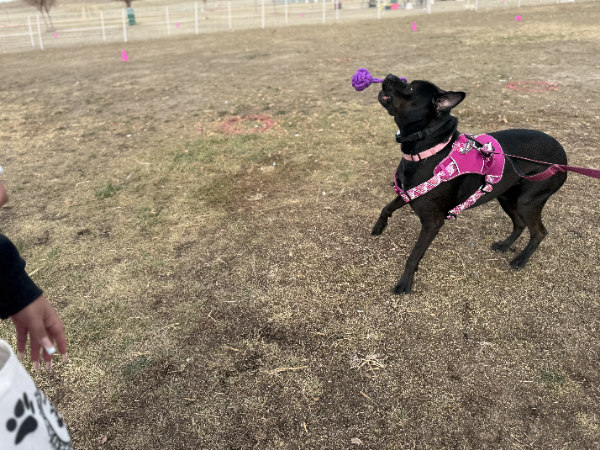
[506,168,566,270]
[508,202,548,270]
[393,215,444,295]
[491,194,526,252]
[372,196,407,236]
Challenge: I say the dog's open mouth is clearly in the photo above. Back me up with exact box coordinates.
[378,90,391,106]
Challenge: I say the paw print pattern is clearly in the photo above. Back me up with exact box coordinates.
[6,393,38,445]
[35,389,73,450]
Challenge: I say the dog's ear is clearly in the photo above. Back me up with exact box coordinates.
[434,91,466,114]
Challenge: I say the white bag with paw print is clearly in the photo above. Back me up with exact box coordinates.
[0,339,73,449]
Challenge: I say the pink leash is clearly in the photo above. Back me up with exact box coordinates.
[499,152,600,181]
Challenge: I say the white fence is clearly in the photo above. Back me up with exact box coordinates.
[0,0,582,53]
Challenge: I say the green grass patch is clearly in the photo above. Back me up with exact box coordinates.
[95,182,120,199]
[47,246,61,258]
[122,355,150,380]
[196,175,236,205]
[136,206,163,228]
[339,169,357,182]
[13,238,26,254]
[541,369,566,386]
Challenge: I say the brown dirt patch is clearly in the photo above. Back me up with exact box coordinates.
[219,115,275,134]
[507,81,560,92]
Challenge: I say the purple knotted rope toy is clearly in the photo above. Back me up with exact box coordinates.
[352,68,407,91]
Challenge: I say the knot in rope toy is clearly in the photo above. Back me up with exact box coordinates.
[352,68,407,91]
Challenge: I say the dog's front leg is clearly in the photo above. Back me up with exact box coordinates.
[371,196,407,235]
[394,217,444,295]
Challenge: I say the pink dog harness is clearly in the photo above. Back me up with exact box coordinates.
[394,132,600,219]
[394,134,505,219]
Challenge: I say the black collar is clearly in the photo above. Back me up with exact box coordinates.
[396,117,456,143]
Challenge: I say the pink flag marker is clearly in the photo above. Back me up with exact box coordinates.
[412,21,417,31]
[121,49,129,62]
[176,23,179,28]
[301,13,304,17]
[54,32,58,38]
[515,15,522,21]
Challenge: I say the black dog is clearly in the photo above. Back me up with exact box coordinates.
[371,74,567,294]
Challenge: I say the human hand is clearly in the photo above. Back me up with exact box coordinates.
[10,295,68,371]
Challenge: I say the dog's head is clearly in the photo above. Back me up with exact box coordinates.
[378,74,465,135]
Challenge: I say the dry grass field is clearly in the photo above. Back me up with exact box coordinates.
[1,3,600,448]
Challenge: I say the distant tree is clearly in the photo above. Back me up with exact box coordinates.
[22,0,57,31]
[117,0,134,8]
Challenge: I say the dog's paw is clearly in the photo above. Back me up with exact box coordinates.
[393,279,412,295]
[509,254,530,270]
[490,241,511,252]
[371,221,387,236]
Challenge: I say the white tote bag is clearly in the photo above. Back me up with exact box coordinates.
[0,339,73,449]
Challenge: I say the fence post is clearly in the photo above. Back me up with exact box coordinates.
[166,6,171,35]
[474,0,478,10]
[228,2,232,29]
[100,11,106,41]
[122,9,127,42]
[285,0,288,24]
[518,0,521,6]
[377,0,380,19]
[36,14,43,49]
[27,16,35,47]
[261,0,265,29]
[195,2,199,34]
[336,0,339,20]
[322,0,325,23]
